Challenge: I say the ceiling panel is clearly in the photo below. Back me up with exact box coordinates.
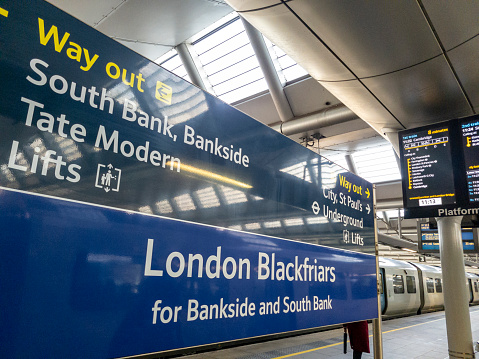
[238,5,355,81]
[227,0,281,12]
[316,128,380,152]
[422,0,479,50]
[283,77,341,117]
[114,40,173,61]
[447,36,479,112]
[316,79,402,132]
[362,55,473,127]
[288,0,442,78]
[47,0,125,26]
[95,0,233,46]
[234,93,280,125]
[318,130,386,157]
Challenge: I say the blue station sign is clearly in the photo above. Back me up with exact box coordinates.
[0,1,377,358]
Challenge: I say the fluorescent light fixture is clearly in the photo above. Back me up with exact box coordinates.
[401,248,416,253]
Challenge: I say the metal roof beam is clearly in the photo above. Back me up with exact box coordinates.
[241,17,294,122]
[176,42,210,92]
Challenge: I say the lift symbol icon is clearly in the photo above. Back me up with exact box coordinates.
[95,164,121,192]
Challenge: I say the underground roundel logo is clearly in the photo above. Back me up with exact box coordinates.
[95,163,121,192]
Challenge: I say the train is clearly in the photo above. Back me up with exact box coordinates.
[379,257,479,317]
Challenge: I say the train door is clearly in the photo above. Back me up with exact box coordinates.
[468,278,473,303]
[380,268,387,314]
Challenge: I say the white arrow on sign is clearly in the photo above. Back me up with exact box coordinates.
[366,204,371,214]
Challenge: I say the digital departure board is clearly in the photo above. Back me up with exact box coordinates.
[401,124,455,208]
[460,117,479,203]
[399,114,479,219]
[418,223,478,253]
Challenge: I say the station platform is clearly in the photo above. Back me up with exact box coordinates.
[179,307,479,359]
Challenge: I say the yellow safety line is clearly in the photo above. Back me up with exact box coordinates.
[272,341,344,359]
[271,310,479,359]
[0,7,8,17]
[381,318,443,335]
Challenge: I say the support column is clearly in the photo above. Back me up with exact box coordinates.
[345,154,358,175]
[436,216,475,359]
[241,17,294,122]
[175,42,208,91]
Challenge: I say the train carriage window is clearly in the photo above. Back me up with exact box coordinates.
[435,278,443,293]
[426,277,435,293]
[393,274,405,294]
[406,275,416,293]
[474,282,478,293]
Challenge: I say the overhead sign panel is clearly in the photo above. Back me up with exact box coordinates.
[399,115,479,219]
[0,1,377,358]
[0,0,374,254]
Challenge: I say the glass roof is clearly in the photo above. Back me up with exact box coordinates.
[154,12,402,186]
[156,12,309,104]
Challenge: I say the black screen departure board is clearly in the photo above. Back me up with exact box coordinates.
[399,114,479,219]
[460,117,479,204]
[402,124,455,208]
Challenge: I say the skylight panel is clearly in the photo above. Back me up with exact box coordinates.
[193,16,244,55]
[197,31,249,66]
[218,79,268,104]
[213,67,264,96]
[352,144,401,183]
[191,15,269,104]
[264,37,308,83]
[156,49,191,82]
[203,44,255,76]
[208,56,258,86]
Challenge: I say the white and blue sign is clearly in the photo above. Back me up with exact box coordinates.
[0,1,377,358]
[0,190,377,358]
